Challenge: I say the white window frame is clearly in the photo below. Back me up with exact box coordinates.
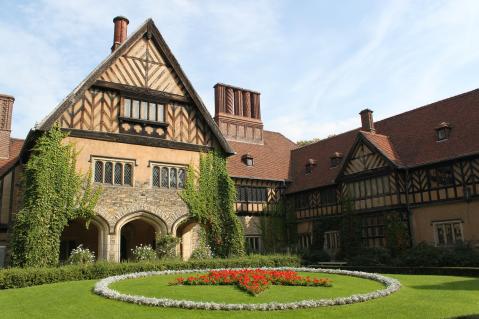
[299,233,313,249]
[433,220,464,246]
[324,231,340,250]
[92,157,135,187]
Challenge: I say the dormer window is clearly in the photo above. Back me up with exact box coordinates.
[242,153,254,166]
[121,97,165,123]
[330,152,343,168]
[435,122,451,141]
[305,158,317,174]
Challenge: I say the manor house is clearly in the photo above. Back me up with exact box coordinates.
[0,17,478,265]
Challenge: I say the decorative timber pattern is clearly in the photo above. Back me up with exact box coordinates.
[59,89,120,133]
[99,36,186,96]
[166,103,212,146]
[343,143,387,175]
[233,178,285,215]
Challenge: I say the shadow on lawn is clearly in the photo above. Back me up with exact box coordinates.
[448,315,479,319]
[411,278,479,291]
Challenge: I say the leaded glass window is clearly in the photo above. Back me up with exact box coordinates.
[170,167,177,188]
[105,162,113,184]
[152,166,160,187]
[94,161,103,183]
[161,167,169,188]
[114,163,122,185]
[124,164,132,186]
[178,168,186,189]
[122,98,165,122]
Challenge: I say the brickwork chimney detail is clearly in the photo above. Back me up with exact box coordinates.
[0,94,14,159]
[360,108,375,133]
[111,16,129,52]
[214,83,263,144]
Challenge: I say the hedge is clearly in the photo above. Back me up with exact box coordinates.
[0,254,299,290]
[307,265,479,277]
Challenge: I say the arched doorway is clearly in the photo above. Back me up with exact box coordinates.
[176,220,201,260]
[120,219,157,261]
[60,219,100,261]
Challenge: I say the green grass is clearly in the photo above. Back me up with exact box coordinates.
[0,273,478,318]
[110,272,383,303]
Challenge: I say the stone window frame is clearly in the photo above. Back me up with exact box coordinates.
[149,161,187,190]
[298,232,312,249]
[245,235,262,253]
[432,219,464,247]
[92,156,136,187]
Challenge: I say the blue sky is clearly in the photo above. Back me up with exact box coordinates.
[1,0,479,142]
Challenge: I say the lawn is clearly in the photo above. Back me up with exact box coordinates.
[0,273,478,318]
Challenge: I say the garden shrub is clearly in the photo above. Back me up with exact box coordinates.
[190,243,213,260]
[347,247,391,266]
[301,249,331,264]
[67,245,95,265]
[131,245,157,262]
[156,234,180,259]
[0,255,300,289]
[398,242,479,267]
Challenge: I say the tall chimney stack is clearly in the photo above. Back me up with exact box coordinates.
[359,108,375,133]
[214,83,263,144]
[111,16,129,52]
[0,94,14,159]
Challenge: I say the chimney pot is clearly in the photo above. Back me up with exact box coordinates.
[111,16,129,52]
[359,108,375,133]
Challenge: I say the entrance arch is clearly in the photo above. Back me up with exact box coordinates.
[60,217,107,261]
[175,219,201,260]
[115,211,167,261]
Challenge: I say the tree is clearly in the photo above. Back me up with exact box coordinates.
[296,138,321,147]
[10,126,101,267]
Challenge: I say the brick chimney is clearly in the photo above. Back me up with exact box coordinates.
[214,83,263,144]
[359,108,375,133]
[111,16,129,52]
[0,94,14,159]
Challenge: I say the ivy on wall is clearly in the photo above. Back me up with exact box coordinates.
[181,151,245,257]
[10,126,101,267]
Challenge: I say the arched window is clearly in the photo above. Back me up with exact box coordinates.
[94,161,103,183]
[170,167,177,188]
[152,166,160,187]
[114,163,123,185]
[124,164,132,186]
[161,167,169,188]
[105,162,113,184]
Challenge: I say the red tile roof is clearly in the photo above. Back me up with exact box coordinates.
[0,138,24,176]
[288,89,479,193]
[227,131,297,181]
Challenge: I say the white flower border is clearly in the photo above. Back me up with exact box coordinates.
[93,267,400,311]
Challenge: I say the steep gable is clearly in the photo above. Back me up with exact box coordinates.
[38,19,233,153]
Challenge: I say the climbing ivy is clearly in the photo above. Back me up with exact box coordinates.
[180,151,245,257]
[10,126,101,267]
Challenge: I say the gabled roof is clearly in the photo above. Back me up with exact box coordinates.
[37,18,233,154]
[227,131,297,181]
[288,88,479,193]
[0,138,24,177]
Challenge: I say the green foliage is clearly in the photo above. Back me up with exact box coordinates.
[301,249,331,264]
[0,255,300,289]
[296,138,321,147]
[131,245,157,262]
[190,244,213,260]
[385,213,410,256]
[67,245,95,265]
[156,234,180,259]
[180,151,245,257]
[10,126,101,268]
[257,201,291,253]
[347,247,391,266]
[338,198,362,258]
[397,242,479,267]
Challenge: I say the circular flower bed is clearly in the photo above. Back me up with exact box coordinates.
[93,267,401,311]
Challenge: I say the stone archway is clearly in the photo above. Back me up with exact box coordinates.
[174,218,201,260]
[60,217,108,261]
[114,211,167,261]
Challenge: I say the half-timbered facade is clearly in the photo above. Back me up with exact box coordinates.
[1,16,478,266]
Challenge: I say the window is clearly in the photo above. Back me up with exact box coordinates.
[242,154,254,166]
[361,216,385,247]
[245,236,261,253]
[324,231,340,250]
[430,166,454,187]
[152,164,186,189]
[320,187,337,205]
[305,158,317,174]
[299,233,312,249]
[236,186,267,203]
[123,98,165,122]
[434,220,463,246]
[93,159,134,186]
[435,122,451,141]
